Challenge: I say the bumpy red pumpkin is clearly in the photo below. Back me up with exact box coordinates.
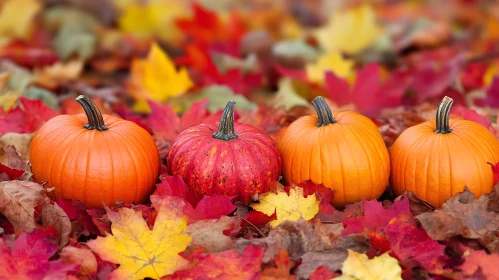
[167,101,282,202]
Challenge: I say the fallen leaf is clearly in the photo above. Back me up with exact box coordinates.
[172,245,264,279]
[315,4,383,55]
[152,175,200,207]
[416,189,499,253]
[186,194,237,222]
[384,215,448,274]
[237,220,333,263]
[0,132,34,160]
[129,43,193,112]
[60,245,98,276]
[116,0,189,43]
[185,216,239,253]
[261,250,294,280]
[0,230,78,279]
[334,250,402,280]
[306,51,354,84]
[460,248,499,279]
[0,0,41,46]
[251,185,319,228]
[310,266,338,280]
[0,180,70,246]
[0,97,59,135]
[297,234,371,279]
[87,197,191,279]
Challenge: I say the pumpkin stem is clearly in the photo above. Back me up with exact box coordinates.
[312,96,336,126]
[435,96,454,134]
[75,95,108,131]
[213,101,238,140]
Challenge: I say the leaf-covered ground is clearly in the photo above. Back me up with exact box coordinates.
[0,0,499,279]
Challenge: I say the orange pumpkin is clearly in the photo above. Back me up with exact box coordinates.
[278,96,390,207]
[390,96,499,207]
[30,95,160,208]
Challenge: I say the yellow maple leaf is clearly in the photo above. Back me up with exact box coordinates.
[129,43,194,112]
[86,199,192,279]
[0,0,41,46]
[116,0,189,44]
[251,185,319,228]
[334,250,402,280]
[483,63,498,86]
[315,4,383,55]
[306,51,354,84]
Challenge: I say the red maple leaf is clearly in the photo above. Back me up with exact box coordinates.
[176,3,246,46]
[56,200,100,236]
[152,176,200,207]
[0,164,23,181]
[325,64,406,117]
[460,248,499,279]
[475,77,499,107]
[171,245,264,279]
[146,99,222,156]
[0,97,60,135]
[0,230,78,279]
[176,43,263,97]
[342,198,448,273]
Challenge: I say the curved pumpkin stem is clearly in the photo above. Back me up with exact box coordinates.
[75,95,108,131]
[213,101,238,140]
[435,96,453,134]
[312,96,336,126]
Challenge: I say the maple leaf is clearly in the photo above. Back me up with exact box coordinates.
[185,216,239,253]
[0,180,71,246]
[60,245,98,277]
[325,63,404,117]
[87,198,191,279]
[460,248,499,279]
[128,43,194,112]
[0,97,59,135]
[116,0,189,43]
[0,0,41,46]
[334,250,402,280]
[416,188,499,253]
[315,4,383,55]
[172,245,264,280]
[306,51,354,84]
[175,3,246,45]
[0,230,78,279]
[152,175,200,207]
[261,250,294,280]
[251,185,319,228]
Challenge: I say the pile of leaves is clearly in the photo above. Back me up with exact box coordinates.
[1,0,499,279]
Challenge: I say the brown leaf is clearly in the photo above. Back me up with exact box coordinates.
[0,133,33,161]
[0,180,71,246]
[236,219,334,263]
[488,183,499,213]
[60,246,98,276]
[395,191,435,216]
[416,189,499,253]
[41,202,71,247]
[0,180,45,232]
[296,234,371,279]
[185,216,239,253]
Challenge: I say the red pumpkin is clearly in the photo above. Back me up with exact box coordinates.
[167,101,282,202]
[30,95,160,208]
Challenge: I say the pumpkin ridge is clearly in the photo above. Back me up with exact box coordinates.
[237,139,264,197]
[58,128,87,200]
[459,130,492,195]
[309,127,321,186]
[344,124,375,199]
[101,130,116,203]
[112,129,142,204]
[184,139,213,195]
[286,126,311,183]
[399,130,429,197]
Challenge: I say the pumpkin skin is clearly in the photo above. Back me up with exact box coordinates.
[30,95,160,208]
[167,101,282,203]
[390,96,499,207]
[278,96,390,207]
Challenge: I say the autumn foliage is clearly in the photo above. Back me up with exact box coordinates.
[1,0,499,279]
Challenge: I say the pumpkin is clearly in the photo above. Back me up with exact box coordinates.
[167,101,282,202]
[278,96,390,207]
[30,95,160,208]
[390,96,499,207]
